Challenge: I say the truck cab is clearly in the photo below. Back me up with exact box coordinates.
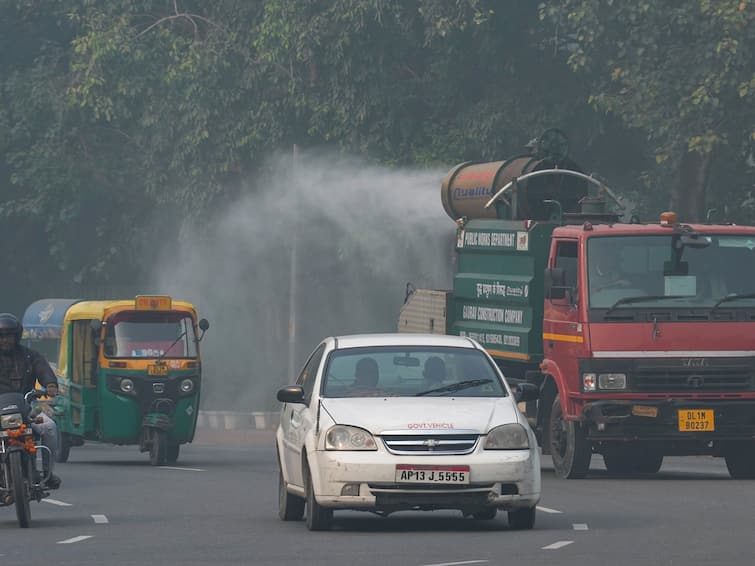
[398,130,755,479]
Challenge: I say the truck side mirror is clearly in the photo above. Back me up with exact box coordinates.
[544,267,567,300]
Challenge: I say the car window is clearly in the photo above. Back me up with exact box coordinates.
[320,346,506,398]
[297,343,325,400]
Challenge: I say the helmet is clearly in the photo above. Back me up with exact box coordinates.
[0,313,23,343]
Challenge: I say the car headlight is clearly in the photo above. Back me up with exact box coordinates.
[583,372,627,391]
[325,425,377,451]
[484,423,530,450]
[1,413,23,430]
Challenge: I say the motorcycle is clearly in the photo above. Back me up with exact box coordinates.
[0,390,53,527]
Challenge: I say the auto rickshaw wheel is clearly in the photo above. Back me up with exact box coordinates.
[167,442,180,464]
[149,430,168,466]
[56,429,71,463]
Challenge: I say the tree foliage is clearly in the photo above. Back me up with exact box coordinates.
[1,0,753,310]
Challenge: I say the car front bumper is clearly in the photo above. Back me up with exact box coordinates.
[310,446,541,513]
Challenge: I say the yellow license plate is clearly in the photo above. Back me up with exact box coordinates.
[147,364,169,376]
[678,409,714,432]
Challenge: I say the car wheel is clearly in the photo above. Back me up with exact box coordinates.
[471,508,497,520]
[278,468,305,521]
[549,395,591,479]
[508,506,536,530]
[305,462,333,531]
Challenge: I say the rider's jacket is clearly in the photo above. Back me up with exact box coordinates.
[0,345,57,395]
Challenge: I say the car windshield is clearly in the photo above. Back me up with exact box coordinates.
[320,346,507,398]
[587,234,755,309]
[104,312,197,358]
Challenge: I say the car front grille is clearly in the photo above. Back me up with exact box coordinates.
[380,431,479,455]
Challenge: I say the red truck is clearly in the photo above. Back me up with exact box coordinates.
[400,131,755,478]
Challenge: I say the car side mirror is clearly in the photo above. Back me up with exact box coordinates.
[277,385,306,404]
[513,382,539,403]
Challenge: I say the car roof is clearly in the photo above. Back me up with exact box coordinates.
[330,333,481,350]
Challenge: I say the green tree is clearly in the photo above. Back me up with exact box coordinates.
[541,0,755,222]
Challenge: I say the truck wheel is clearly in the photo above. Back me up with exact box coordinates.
[549,395,591,479]
[724,442,755,479]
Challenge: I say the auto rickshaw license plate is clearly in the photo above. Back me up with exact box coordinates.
[147,364,169,376]
[678,409,714,432]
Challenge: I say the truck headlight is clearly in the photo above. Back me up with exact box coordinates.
[484,423,530,450]
[325,425,377,451]
[1,413,23,429]
[598,373,627,390]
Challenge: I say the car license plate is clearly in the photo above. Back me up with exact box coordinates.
[395,464,470,484]
[147,364,168,376]
[678,409,714,432]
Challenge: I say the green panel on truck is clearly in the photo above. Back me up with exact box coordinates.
[448,219,555,363]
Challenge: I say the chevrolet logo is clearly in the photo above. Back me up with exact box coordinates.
[423,438,440,448]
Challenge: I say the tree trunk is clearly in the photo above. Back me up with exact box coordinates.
[670,150,711,223]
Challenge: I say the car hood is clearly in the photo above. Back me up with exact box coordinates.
[319,397,522,434]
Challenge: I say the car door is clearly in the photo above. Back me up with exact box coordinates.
[281,344,325,489]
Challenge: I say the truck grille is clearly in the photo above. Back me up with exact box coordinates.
[381,432,479,455]
[633,360,754,392]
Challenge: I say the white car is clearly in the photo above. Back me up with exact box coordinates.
[275,333,541,531]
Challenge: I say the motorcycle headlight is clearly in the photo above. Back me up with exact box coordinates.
[325,425,377,451]
[1,413,23,430]
[484,423,530,450]
[180,378,194,393]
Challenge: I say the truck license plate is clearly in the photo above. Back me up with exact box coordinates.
[395,464,470,484]
[678,409,714,432]
[147,364,169,376]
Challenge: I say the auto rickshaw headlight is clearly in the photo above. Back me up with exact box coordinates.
[120,378,135,393]
[1,413,24,429]
[180,379,194,393]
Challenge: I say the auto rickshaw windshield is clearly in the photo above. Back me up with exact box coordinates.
[104,312,198,358]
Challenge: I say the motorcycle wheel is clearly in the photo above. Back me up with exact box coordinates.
[149,430,168,466]
[10,451,31,528]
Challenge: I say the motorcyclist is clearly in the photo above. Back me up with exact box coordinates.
[0,313,61,489]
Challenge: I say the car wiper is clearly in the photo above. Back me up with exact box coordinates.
[415,379,493,396]
[603,295,687,316]
[709,293,755,315]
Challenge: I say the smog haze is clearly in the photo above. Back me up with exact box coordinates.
[155,150,454,411]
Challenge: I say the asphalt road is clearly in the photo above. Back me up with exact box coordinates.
[1,430,752,566]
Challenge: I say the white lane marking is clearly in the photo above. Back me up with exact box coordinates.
[43,498,72,507]
[422,562,489,566]
[57,536,93,544]
[92,514,109,524]
[160,466,206,472]
[536,505,563,514]
[573,523,589,531]
[542,540,574,550]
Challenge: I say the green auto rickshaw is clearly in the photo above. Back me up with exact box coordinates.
[22,296,209,465]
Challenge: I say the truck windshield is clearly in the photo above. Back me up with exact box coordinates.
[587,234,755,309]
[104,313,198,358]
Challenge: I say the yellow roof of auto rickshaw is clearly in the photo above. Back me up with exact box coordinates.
[62,298,198,321]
